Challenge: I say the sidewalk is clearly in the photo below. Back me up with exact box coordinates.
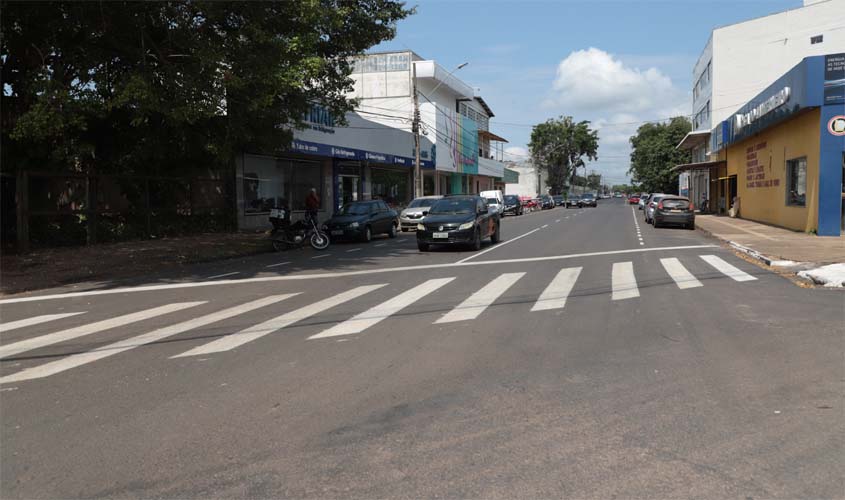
[695,215,845,265]
[0,232,270,296]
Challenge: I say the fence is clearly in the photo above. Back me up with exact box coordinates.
[4,171,235,252]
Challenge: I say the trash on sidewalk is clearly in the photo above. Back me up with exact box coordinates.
[797,264,845,288]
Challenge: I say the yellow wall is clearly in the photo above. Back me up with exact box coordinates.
[726,108,821,232]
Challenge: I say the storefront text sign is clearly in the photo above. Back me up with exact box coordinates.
[734,87,790,132]
[824,53,845,105]
[745,141,779,189]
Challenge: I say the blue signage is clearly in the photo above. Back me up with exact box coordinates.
[824,53,845,105]
[292,139,434,168]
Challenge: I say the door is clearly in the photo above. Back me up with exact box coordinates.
[338,175,360,211]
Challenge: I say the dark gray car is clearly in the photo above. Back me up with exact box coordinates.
[652,196,695,229]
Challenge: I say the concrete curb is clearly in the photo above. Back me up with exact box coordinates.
[696,225,803,268]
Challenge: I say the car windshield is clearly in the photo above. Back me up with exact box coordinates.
[583,194,595,199]
[337,203,371,215]
[407,198,434,208]
[570,195,581,200]
[662,198,690,209]
[429,198,476,215]
[504,196,519,203]
[486,198,498,204]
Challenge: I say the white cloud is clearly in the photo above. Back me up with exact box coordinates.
[504,146,530,160]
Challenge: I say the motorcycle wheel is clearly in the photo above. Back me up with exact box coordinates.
[272,240,288,252]
[310,231,330,250]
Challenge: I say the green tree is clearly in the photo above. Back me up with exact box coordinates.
[1,1,411,175]
[528,116,599,195]
[627,117,692,194]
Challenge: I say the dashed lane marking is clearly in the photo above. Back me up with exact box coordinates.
[265,262,291,268]
[206,272,239,280]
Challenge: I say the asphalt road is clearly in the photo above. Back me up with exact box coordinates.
[1,198,843,499]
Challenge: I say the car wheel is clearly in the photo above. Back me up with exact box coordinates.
[362,226,372,242]
[653,219,661,228]
[471,228,482,251]
[417,242,429,252]
[687,222,695,230]
[388,223,397,238]
[491,222,501,243]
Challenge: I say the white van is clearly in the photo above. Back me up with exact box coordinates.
[480,190,504,215]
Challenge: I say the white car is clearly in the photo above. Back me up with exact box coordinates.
[399,196,443,231]
[480,190,504,215]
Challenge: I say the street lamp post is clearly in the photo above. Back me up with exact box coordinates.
[413,62,468,198]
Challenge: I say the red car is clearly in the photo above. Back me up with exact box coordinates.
[628,195,640,205]
[520,196,539,210]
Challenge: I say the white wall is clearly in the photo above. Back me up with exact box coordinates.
[504,162,545,198]
[710,0,845,126]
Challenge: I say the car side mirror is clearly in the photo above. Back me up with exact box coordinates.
[422,211,428,216]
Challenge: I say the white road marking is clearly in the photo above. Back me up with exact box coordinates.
[456,227,543,264]
[0,245,720,304]
[0,312,86,333]
[612,262,640,300]
[0,296,295,383]
[308,278,455,339]
[374,243,387,247]
[555,219,561,223]
[346,248,362,253]
[435,273,525,323]
[531,267,582,311]
[173,285,386,357]
[0,303,203,360]
[265,262,291,268]
[541,224,549,228]
[660,258,703,289]
[311,254,330,259]
[206,272,239,280]
[700,255,758,282]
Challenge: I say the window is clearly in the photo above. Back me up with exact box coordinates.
[786,157,807,207]
[243,156,322,214]
[811,35,823,45]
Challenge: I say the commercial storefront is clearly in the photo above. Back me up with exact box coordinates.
[713,53,845,236]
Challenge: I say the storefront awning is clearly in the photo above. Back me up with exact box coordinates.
[478,130,508,143]
[672,160,726,172]
[676,130,710,151]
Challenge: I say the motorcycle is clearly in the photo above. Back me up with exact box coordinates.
[269,207,330,251]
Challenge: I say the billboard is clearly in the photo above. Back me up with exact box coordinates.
[823,53,845,105]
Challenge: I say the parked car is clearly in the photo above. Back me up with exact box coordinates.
[628,194,640,205]
[566,194,581,208]
[643,194,667,224]
[416,195,501,251]
[502,194,524,216]
[638,193,650,210]
[480,190,505,215]
[553,195,565,206]
[323,200,398,242]
[580,193,598,207]
[540,195,555,209]
[399,195,442,232]
[521,197,539,211]
[652,196,695,229]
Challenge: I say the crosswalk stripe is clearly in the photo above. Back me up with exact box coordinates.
[531,267,582,311]
[0,295,296,383]
[1,312,86,333]
[308,278,455,339]
[0,303,204,360]
[612,261,640,300]
[660,258,703,289]
[700,255,757,282]
[435,273,525,323]
[173,286,386,357]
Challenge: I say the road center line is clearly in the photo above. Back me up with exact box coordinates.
[0,244,719,304]
[206,272,239,280]
[456,227,543,264]
[266,261,291,268]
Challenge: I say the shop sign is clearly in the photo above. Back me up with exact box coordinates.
[304,104,336,134]
[744,141,780,189]
[292,139,434,168]
[734,87,790,132]
[824,53,845,105]
[829,115,845,136]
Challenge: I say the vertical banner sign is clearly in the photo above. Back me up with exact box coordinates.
[824,53,845,105]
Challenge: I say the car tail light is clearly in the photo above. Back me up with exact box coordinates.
[689,202,694,211]
[657,201,664,209]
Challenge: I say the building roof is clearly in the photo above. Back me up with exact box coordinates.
[478,130,508,143]
[474,96,494,118]
[672,160,726,172]
[676,130,710,151]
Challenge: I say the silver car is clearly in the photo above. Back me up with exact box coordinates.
[644,194,667,224]
[399,195,443,232]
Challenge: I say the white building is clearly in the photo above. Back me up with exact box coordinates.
[677,0,845,212]
[504,160,548,198]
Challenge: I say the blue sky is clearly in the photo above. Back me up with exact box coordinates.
[373,0,799,185]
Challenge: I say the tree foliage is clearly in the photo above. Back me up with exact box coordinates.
[528,116,598,195]
[1,1,411,175]
[627,117,692,194]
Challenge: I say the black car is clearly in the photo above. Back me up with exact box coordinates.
[652,196,695,229]
[580,193,597,207]
[502,194,524,216]
[416,195,501,251]
[540,195,555,209]
[565,194,581,208]
[323,200,399,242]
[553,195,565,206]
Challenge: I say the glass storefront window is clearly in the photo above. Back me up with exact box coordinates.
[786,157,807,207]
[243,156,322,213]
[371,168,409,208]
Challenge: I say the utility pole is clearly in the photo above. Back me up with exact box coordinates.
[412,62,422,198]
